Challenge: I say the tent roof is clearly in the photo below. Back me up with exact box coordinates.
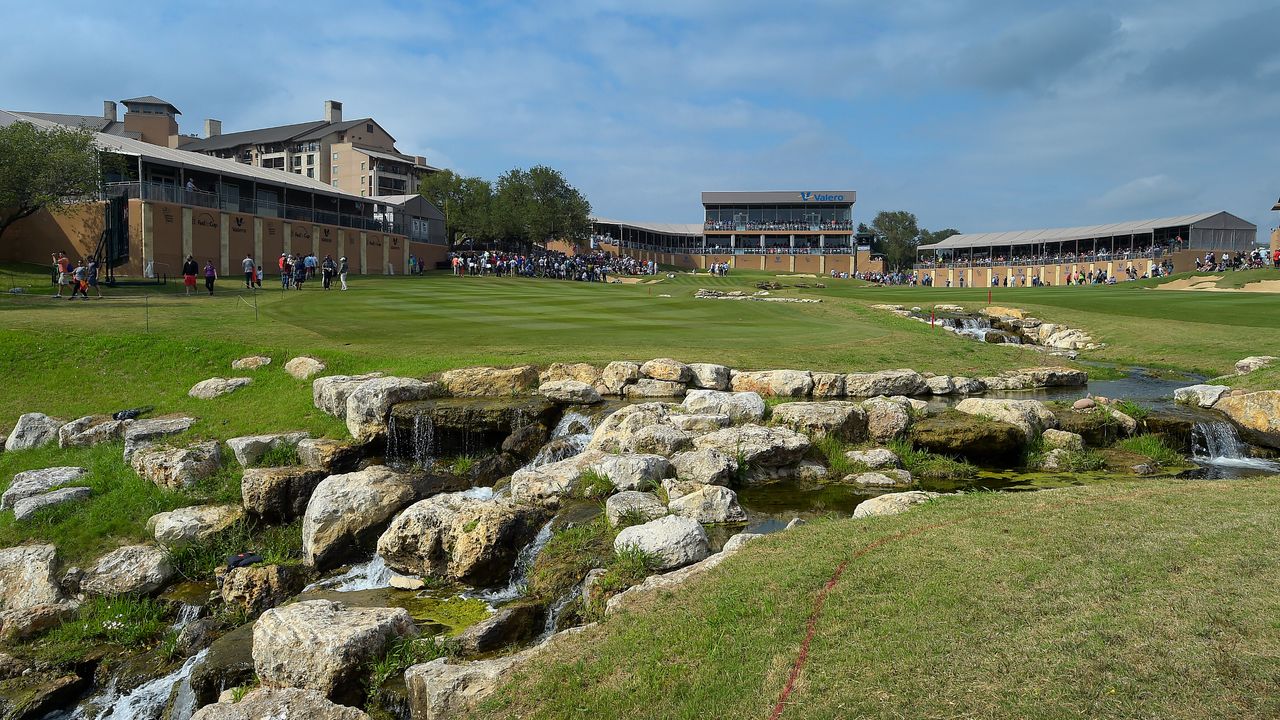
[591,216,703,236]
[919,212,1255,251]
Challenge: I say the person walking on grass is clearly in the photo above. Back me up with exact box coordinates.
[182,255,199,296]
[293,259,307,290]
[339,256,349,290]
[204,260,217,295]
[255,265,264,289]
[52,252,70,298]
[322,255,336,290]
[242,253,256,289]
[68,259,88,300]
[87,257,102,299]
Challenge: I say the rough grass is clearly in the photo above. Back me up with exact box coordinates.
[888,439,977,480]
[167,520,304,581]
[33,596,169,664]
[470,480,1280,720]
[526,518,614,602]
[367,635,453,707]
[1115,434,1185,467]
[1062,448,1109,472]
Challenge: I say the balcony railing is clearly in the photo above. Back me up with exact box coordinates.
[914,248,1169,270]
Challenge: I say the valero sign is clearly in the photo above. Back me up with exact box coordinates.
[800,192,846,202]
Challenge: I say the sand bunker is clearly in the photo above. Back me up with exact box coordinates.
[776,274,817,278]
[1157,276,1280,293]
[1158,276,1222,291]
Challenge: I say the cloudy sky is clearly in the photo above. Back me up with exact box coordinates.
[3,0,1278,234]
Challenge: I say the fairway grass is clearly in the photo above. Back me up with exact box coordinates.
[471,480,1280,720]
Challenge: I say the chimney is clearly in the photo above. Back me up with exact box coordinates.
[204,119,222,138]
[104,100,117,123]
[324,100,343,123]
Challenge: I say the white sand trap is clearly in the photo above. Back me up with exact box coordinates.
[776,274,817,278]
[1158,276,1280,293]
[1158,275,1222,290]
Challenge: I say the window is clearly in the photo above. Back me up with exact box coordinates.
[307,154,315,166]
[291,156,301,168]
[332,180,339,187]
[333,166,339,175]
[332,152,339,161]
[366,123,374,133]
[361,176,366,185]
[306,169,314,178]
[360,161,366,171]
[360,190,366,196]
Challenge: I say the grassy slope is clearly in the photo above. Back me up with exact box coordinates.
[472,480,1280,720]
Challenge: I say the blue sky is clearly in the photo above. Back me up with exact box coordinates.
[3,0,1278,235]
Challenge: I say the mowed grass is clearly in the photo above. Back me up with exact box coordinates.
[471,480,1280,720]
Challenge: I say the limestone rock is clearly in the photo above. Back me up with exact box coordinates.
[1042,428,1084,452]
[4,413,64,452]
[614,515,709,571]
[671,448,738,485]
[599,361,641,395]
[122,416,197,459]
[82,545,173,596]
[220,564,306,614]
[509,450,607,504]
[811,372,846,399]
[303,466,418,569]
[312,373,384,419]
[130,441,222,490]
[845,369,927,398]
[346,377,444,441]
[909,411,1024,465]
[1040,448,1071,472]
[952,377,987,395]
[1235,356,1278,375]
[1073,398,1097,411]
[191,688,370,720]
[667,484,745,524]
[852,491,940,519]
[955,398,1057,439]
[1214,391,1280,449]
[620,425,693,456]
[538,380,602,405]
[668,413,731,433]
[231,355,271,370]
[189,377,253,400]
[730,370,813,398]
[925,375,956,395]
[404,655,524,720]
[147,504,244,546]
[848,471,911,488]
[242,466,328,522]
[13,488,91,521]
[589,454,673,491]
[226,431,309,467]
[0,602,78,642]
[284,356,326,380]
[640,358,692,383]
[681,390,767,423]
[296,438,361,472]
[587,403,674,452]
[376,491,547,586]
[58,416,130,448]
[687,363,730,390]
[692,424,811,468]
[0,545,63,609]
[440,366,539,397]
[539,362,602,387]
[844,448,899,470]
[454,604,544,657]
[981,306,1024,319]
[623,378,686,399]
[771,401,867,442]
[605,529,759,614]
[1174,384,1231,408]
[605,491,667,527]
[253,599,416,701]
[862,397,912,442]
[2,467,87,509]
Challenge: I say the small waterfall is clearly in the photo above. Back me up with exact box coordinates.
[475,520,554,603]
[170,603,203,632]
[387,413,437,468]
[527,410,598,468]
[934,315,1021,344]
[1192,422,1280,470]
[70,649,208,720]
[304,555,393,593]
[540,583,581,641]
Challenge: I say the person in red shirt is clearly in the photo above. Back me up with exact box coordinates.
[51,252,70,298]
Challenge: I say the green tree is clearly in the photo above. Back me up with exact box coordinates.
[919,228,960,246]
[492,166,591,251]
[0,121,102,243]
[418,170,495,249]
[870,210,921,270]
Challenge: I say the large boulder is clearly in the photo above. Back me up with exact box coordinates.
[1041,428,1084,452]
[954,398,1057,439]
[58,416,130,449]
[253,599,416,702]
[862,397,912,442]
[1174,384,1231,408]
[605,491,668,527]
[669,414,731,433]
[242,466,328,522]
[811,372,846,399]
[81,545,173,596]
[845,448,899,470]
[588,454,673,491]
[377,492,547,586]
[192,688,369,720]
[667,484,746,524]
[909,411,1025,465]
[0,545,63,609]
[13,488,91,521]
[844,369,927,398]
[687,363,730,390]
[681,390,767,423]
[122,416,197,460]
[925,375,956,395]
[189,377,253,400]
[147,504,244,546]
[538,380,602,405]
[640,358,692,383]
[346,377,444,441]
[219,564,306,614]
[1214,391,1280,449]
[303,466,418,569]
[440,366,539,397]
[693,425,810,468]
[598,361,641,395]
[613,515,709,571]
[296,438,363,472]
[284,356,327,380]
[130,441,223,490]
[619,425,693,456]
[5,413,64,452]
[539,362,601,387]
[509,450,607,504]
[853,491,941,519]
[2,467,87,510]
[586,403,674,452]
[730,370,813,398]
[848,471,911,488]
[312,373,384,419]
[1235,356,1277,375]
[226,431,309,467]
[771,401,867,442]
[623,379,687,399]
[454,603,544,658]
[670,448,738,485]
[405,655,524,720]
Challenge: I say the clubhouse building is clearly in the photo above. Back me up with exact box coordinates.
[915,212,1258,286]
[590,190,885,274]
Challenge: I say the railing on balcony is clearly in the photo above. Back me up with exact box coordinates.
[104,181,405,235]
[914,247,1170,270]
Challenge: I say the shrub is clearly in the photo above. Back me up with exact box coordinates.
[887,439,977,480]
[1114,400,1151,422]
[595,545,661,596]
[1116,434,1183,466]
[1062,449,1107,472]
[814,436,858,477]
[448,455,477,476]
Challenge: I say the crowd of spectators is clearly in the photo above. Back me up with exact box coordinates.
[703,220,854,232]
[1196,249,1273,272]
[915,245,1174,269]
[447,250,657,282]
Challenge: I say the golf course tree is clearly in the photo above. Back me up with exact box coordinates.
[492,165,591,252]
[418,169,495,249]
[868,210,960,270]
[0,120,102,244]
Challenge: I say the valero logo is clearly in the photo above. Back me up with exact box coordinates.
[801,192,845,202]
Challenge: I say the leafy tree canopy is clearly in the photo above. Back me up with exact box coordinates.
[0,121,102,242]
[421,165,590,251]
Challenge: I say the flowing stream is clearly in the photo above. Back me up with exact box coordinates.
[68,649,209,720]
[475,519,555,603]
[1192,421,1280,472]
